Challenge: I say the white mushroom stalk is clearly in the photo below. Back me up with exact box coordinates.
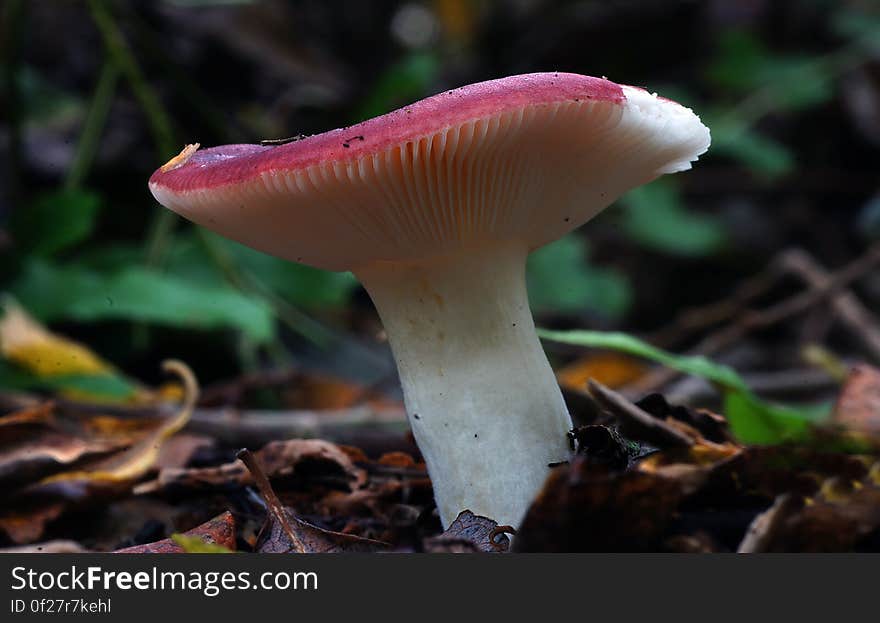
[149,73,710,529]
[357,241,569,526]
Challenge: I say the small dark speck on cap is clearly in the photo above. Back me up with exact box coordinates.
[474,434,478,438]
[413,413,420,420]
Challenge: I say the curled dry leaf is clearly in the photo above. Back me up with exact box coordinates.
[137,438,365,495]
[0,402,147,486]
[424,510,512,553]
[0,363,200,544]
[115,511,236,554]
[35,360,198,490]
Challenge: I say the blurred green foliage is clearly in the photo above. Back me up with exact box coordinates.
[527,236,631,318]
[539,329,831,445]
[618,181,727,257]
[2,0,880,391]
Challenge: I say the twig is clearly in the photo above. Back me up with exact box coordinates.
[187,406,407,447]
[236,448,305,553]
[628,243,880,397]
[779,249,880,362]
[87,0,175,156]
[0,391,407,449]
[64,59,119,191]
[588,380,693,448]
[649,258,784,348]
[198,368,302,406]
[665,368,840,405]
[196,230,339,348]
[87,0,179,265]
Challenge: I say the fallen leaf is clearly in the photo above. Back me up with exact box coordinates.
[237,446,389,554]
[424,510,511,552]
[0,501,66,544]
[833,364,880,433]
[515,440,741,552]
[170,534,234,553]
[258,508,389,553]
[557,352,646,391]
[515,459,692,552]
[115,511,236,554]
[36,360,197,487]
[139,438,365,495]
[0,299,146,403]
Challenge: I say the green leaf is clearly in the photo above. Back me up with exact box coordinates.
[170,534,234,554]
[706,30,769,92]
[355,52,440,121]
[10,190,101,256]
[166,233,358,310]
[538,328,831,444]
[17,65,84,126]
[708,117,795,178]
[527,235,631,318]
[707,30,834,110]
[618,180,727,256]
[832,10,880,51]
[221,238,358,309]
[0,360,139,401]
[10,259,275,342]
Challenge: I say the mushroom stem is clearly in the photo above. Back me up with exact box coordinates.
[356,241,573,527]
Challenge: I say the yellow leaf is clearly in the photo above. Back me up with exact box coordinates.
[0,300,112,376]
[40,360,199,485]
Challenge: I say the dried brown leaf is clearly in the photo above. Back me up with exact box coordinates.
[833,364,880,433]
[424,510,512,553]
[115,511,236,554]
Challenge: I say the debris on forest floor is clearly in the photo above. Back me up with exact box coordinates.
[1,244,880,553]
[2,364,878,552]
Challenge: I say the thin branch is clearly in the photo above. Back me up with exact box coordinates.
[236,448,305,553]
[588,379,694,448]
[64,59,119,191]
[628,243,880,397]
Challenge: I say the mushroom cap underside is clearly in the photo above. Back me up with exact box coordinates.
[149,72,710,271]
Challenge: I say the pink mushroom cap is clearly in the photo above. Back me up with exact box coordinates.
[149,72,710,271]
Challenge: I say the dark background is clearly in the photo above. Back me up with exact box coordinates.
[2,0,879,398]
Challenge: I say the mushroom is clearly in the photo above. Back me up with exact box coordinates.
[149,73,710,528]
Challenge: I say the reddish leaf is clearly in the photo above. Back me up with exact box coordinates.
[115,511,236,553]
[424,510,512,552]
[834,365,880,433]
